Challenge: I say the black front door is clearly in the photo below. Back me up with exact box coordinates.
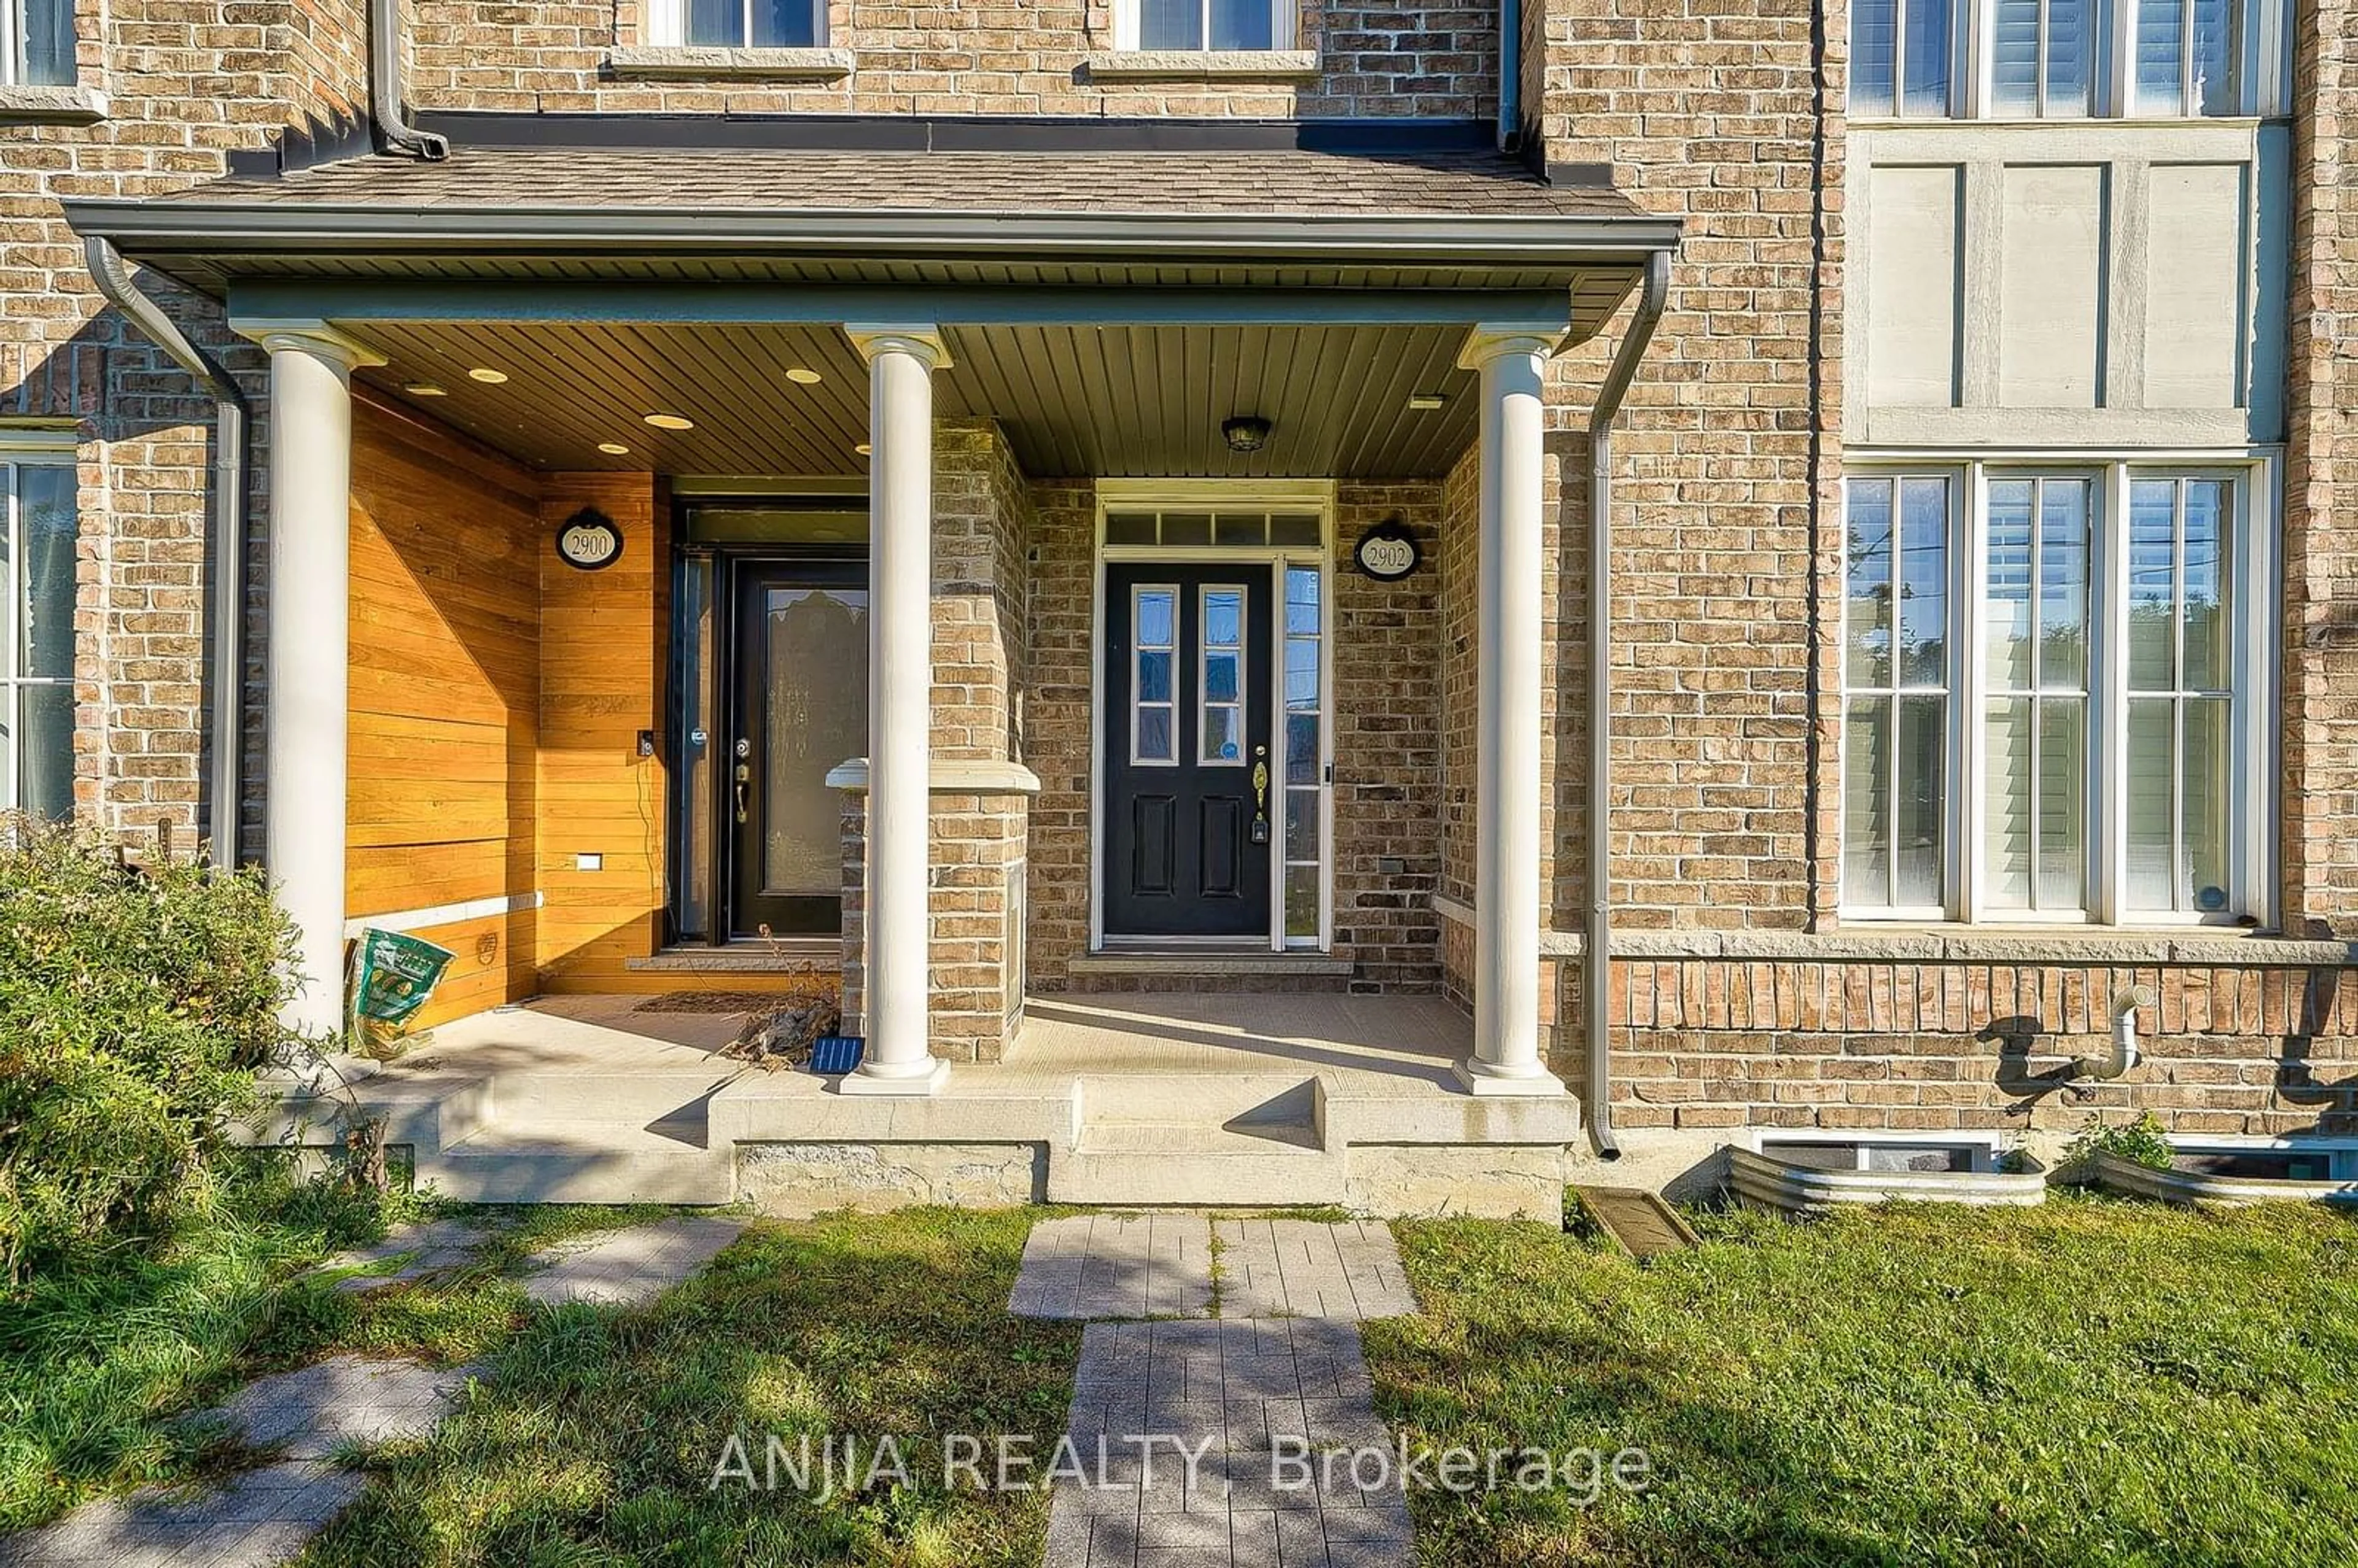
[1102,565,1274,938]
[729,564,868,936]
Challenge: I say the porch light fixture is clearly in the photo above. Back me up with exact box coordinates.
[785,367,823,385]
[643,412,695,430]
[467,367,508,384]
[401,381,448,397]
[1407,390,1449,411]
[1221,416,1272,453]
[597,442,630,455]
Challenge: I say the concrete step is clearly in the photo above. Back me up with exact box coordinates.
[1057,1075,1344,1205]
[1075,1073,1323,1134]
[434,1122,736,1205]
[489,1070,739,1126]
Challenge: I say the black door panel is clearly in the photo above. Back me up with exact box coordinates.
[1102,565,1272,938]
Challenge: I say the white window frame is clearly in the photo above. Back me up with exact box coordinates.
[1128,583,1181,768]
[1840,453,2275,928]
[1851,0,2282,118]
[1,429,77,818]
[1111,0,1296,52]
[647,0,827,48]
[1088,480,1335,955]
[0,0,72,86]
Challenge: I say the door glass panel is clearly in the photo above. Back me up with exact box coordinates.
[763,586,868,896]
[672,557,717,941]
[1199,587,1245,765]
[1133,586,1177,763]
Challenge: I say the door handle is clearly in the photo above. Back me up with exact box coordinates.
[734,763,751,825]
[1250,751,1270,845]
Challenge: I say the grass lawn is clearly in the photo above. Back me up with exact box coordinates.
[1370,1193,2358,1568]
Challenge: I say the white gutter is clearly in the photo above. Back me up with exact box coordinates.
[83,236,249,866]
[1582,249,1671,1159]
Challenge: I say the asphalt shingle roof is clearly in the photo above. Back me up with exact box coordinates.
[156,145,1643,220]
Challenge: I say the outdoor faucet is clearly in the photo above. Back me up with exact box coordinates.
[2072,985,2159,1082]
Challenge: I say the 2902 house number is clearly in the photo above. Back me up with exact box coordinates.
[1354,520,1420,581]
[556,507,623,571]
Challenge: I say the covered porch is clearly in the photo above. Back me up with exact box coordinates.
[316,988,1578,1217]
[68,126,1678,1212]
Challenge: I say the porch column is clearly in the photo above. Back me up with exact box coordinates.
[254,325,383,1038]
[842,325,952,1095]
[1457,325,1569,1096]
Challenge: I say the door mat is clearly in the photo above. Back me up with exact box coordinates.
[632,992,780,1015]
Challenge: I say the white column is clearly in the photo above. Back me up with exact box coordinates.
[254,325,382,1039]
[841,326,951,1095]
[1457,325,1569,1096]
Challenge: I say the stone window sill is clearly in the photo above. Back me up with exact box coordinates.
[1081,50,1321,83]
[603,46,855,82]
[0,85,107,123]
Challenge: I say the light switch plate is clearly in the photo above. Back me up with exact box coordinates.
[576,852,604,872]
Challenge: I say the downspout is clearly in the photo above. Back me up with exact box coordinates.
[84,236,249,866]
[1582,249,1671,1159]
[369,0,449,160]
[1498,0,1520,148]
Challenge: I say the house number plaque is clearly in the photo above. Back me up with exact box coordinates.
[1354,518,1420,581]
[555,506,624,571]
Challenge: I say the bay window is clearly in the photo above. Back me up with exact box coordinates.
[1842,463,2267,925]
[1851,0,2277,117]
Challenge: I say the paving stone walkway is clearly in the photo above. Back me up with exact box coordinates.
[308,1217,492,1295]
[0,1213,749,1568]
[519,1215,747,1306]
[1010,1216,1417,1324]
[1014,1217,1418,1568]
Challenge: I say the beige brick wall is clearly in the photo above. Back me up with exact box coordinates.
[1608,960,2358,1139]
[0,0,368,852]
[931,419,1030,764]
[408,1,1499,118]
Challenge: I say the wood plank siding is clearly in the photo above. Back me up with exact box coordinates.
[344,397,811,1028]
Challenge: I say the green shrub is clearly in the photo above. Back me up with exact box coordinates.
[2064,1109,2178,1173]
[0,815,306,1283]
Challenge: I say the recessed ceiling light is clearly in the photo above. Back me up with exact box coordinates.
[467,367,508,384]
[402,381,448,397]
[597,442,630,456]
[854,443,873,457]
[643,412,694,430]
[1407,390,1449,411]
[785,367,823,386]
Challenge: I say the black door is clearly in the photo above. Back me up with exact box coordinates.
[1102,565,1274,938]
[729,564,868,936]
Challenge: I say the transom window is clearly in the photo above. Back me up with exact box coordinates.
[1116,0,1295,50]
[1,0,73,85]
[650,0,822,48]
[1842,462,2265,925]
[1850,0,2279,117]
[2,440,77,819]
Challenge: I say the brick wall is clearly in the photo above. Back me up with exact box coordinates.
[932,419,1030,764]
[1022,479,1095,990]
[408,1,1498,118]
[1609,959,2358,1139]
[1,0,368,849]
[2281,0,2357,938]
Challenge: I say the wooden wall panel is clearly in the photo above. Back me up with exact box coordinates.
[346,394,544,1028]
[533,474,677,992]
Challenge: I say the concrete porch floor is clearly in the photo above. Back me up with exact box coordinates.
[297,992,1578,1219]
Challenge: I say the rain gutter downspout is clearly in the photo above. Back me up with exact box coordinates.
[1498,0,1520,147]
[1582,248,1671,1159]
[83,236,249,866]
[370,0,449,160]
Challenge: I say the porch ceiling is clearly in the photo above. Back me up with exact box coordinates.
[347,318,1495,478]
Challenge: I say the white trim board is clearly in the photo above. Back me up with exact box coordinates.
[343,891,543,940]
